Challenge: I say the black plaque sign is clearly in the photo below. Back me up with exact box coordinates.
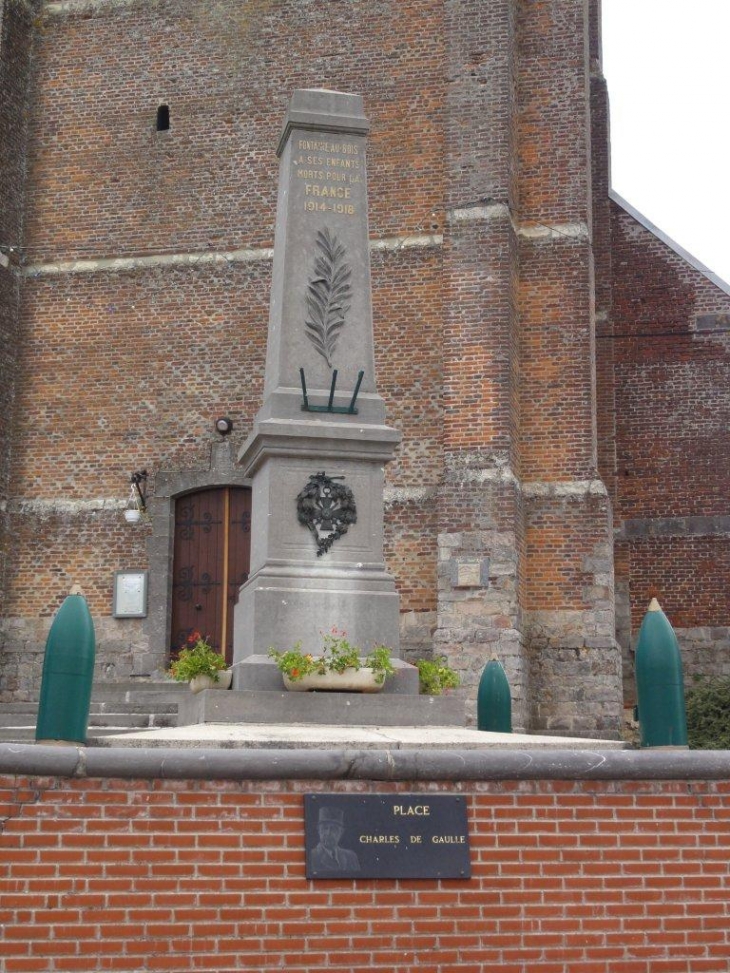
[304,794,471,880]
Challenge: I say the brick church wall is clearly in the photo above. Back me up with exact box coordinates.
[608,201,730,699]
[2,0,728,732]
[516,0,620,735]
[434,0,529,728]
[0,0,36,611]
[1,0,449,700]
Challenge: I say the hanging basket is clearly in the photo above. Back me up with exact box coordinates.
[123,482,144,523]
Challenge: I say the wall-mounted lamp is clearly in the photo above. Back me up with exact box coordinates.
[124,470,148,524]
[215,417,233,436]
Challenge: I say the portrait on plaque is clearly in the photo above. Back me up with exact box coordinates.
[309,805,361,874]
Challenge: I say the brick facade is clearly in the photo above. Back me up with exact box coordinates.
[1,752,730,972]
[605,201,730,703]
[1,0,729,732]
[0,0,36,606]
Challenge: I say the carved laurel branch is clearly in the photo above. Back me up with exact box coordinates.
[304,228,352,367]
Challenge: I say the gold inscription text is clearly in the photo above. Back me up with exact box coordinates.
[304,184,352,199]
[393,805,431,817]
[298,139,359,155]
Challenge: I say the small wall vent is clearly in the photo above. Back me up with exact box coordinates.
[156,105,170,132]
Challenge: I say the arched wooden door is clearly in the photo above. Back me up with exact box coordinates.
[170,487,251,664]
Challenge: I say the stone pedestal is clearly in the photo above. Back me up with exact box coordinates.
[233,425,400,666]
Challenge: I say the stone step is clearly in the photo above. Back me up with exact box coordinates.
[0,698,180,721]
[90,700,179,716]
[88,711,178,729]
[91,680,187,697]
[0,680,187,742]
[0,712,37,727]
[0,709,176,728]
[0,726,36,742]
[1,701,40,714]
[0,724,155,743]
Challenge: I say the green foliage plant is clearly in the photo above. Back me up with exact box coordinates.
[685,675,730,749]
[417,656,461,696]
[269,628,395,686]
[168,632,227,683]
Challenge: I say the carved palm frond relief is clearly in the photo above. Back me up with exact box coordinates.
[304,227,352,367]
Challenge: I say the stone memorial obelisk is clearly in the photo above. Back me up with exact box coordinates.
[232,89,402,684]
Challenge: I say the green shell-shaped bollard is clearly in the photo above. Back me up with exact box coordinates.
[477,657,512,733]
[36,590,96,745]
[635,598,687,748]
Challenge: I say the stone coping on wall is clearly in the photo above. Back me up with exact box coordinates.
[1,743,729,782]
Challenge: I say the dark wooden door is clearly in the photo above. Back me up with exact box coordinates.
[171,487,251,664]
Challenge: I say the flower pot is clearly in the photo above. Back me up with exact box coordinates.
[283,667,385,693]
[124,508,141,524]
[214,668,233,690]
[189,674,214,694]
[189,669,232,694]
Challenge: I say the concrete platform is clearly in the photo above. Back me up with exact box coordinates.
[178,687,465,727]
[89,722,630,750]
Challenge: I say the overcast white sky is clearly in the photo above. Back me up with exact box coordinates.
[602,0,730,285]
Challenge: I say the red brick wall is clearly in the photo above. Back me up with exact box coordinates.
[0,0,35,618]
[371,246,444,491]
[2,772,729,972]
[14,266,269,505]
[7,0,447,623]
[516,0,609,616]
[23,0,445,263]
[524,492,611,611]
[609,203,730,638]
[611,228,730,522]
[384,497,438,615]
[0,0,34,511]
[517,0,596,486]
[0,0,32,260]
[627,536,730,634]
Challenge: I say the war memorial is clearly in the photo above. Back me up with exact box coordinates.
[0,1,729,969]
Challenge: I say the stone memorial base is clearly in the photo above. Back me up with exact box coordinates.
[178,687,465,729]
[185,654,466,731]
[233,567,401,669]
[233,654,419,694]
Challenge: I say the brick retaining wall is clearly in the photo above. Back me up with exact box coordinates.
[1,746,729,972]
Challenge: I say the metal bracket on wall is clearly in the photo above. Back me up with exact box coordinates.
[299,367,364,414]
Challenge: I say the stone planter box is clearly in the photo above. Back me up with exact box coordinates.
[282,667,385,694]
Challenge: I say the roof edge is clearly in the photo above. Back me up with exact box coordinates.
[609,189,730,300]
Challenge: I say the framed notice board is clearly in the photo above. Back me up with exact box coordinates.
[112,570,148,618]
[304,794,471,880]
